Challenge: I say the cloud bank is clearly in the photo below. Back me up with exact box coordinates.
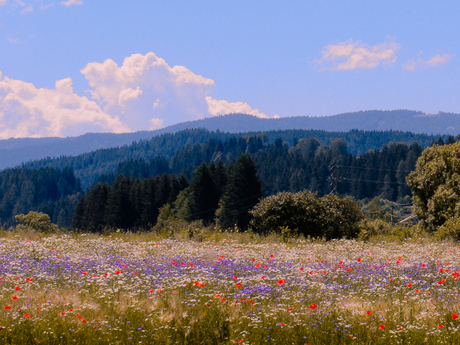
[0,52,268,139]
[316,39,400,71]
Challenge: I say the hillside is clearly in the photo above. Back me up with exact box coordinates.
[21,128,444,189]
[0,110,456,170]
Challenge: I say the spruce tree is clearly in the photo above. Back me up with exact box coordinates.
[216,154,263,230]
[188,162,221,224]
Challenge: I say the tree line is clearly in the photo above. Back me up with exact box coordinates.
[22,128,448,189]
[1,131,457,230]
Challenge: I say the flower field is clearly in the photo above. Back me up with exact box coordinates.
[0,231,460,344]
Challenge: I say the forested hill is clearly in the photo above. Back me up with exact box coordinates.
[1,110,457,170]
[21,128,446,189]
[4,131,455,229]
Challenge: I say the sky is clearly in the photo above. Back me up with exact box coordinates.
[0,0,458,139]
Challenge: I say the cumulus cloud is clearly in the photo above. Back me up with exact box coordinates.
[0,72,129,139]
[61,0,81,6]
[81,52,268,130]
[206,96,268,118]
[316,39,400,71]
[0,52,269,138]
[403,54,452,71]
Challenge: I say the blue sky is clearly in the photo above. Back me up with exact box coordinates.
[0,0,457,138]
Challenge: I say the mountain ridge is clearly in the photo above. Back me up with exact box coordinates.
[1,109,457,170]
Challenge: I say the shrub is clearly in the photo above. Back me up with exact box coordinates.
[15,211,59,233]
[436,217,460,241]
[250,191,363,240]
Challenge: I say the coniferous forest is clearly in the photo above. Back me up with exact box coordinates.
[0,128,455,229]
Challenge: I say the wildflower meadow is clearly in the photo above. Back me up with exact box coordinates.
[0,229,460,344]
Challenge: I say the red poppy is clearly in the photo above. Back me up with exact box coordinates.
[379,325,385,329]
[238,340,244,343]
[407,283,412,288]
[24,314,30,318]
[453,313,459,320]
[438,324,444,328]
[115,271,121,274]
[148,289,154,293]
[236,282,242,288]
[15,287,21,291]
[4,306,10,310]
[199,283,206,287]
[82,320,87,323]
[346,268,352,272]
[233,275,238,279]
[261,276,267,279]
[61,312,66,315]
[309,304,317,309]
[11,296,17,301]
[366,311,371,315]
[173,291,178,294]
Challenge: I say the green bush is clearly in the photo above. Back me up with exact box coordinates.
[436,217,460,241]
[358,218,393,240]
[15,211,59,233]
[250,191,363,240]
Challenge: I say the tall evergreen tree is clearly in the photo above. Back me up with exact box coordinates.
[188,162,222,224]
[216,154,263,230]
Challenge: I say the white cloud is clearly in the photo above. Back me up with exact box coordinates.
[422,54,451,67]
[61,0,81,6]
[206,96,268,118]
[0,73,129,139]
[0,52,270,138]
[150,118,164,130]
[7,38,18,43]
[0,0,7,6]
[403,54,452,71]
[81,52,268,130]
[20,4,32,14]
[316,39,400,71]
[402,59,417,71]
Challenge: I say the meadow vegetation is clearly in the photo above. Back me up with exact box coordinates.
[0,219,459,344]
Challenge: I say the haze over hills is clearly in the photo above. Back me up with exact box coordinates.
[0,109,457,170]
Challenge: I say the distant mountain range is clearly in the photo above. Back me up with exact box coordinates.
[0,109,457,170]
